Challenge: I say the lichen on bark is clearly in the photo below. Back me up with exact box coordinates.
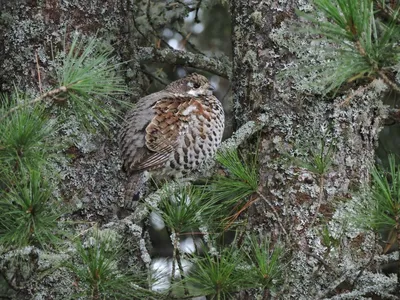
[229,0,395,298]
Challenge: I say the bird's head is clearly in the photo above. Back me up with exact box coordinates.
[166,73,214,96]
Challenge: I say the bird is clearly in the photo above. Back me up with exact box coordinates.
[119,73,225,204]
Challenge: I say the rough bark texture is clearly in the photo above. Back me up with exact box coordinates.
[0,1,150,298]
[0,0,396,299]
[230,0,392,298]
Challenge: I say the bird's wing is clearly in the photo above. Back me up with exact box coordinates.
[131,96,200,171]
[119,92,166,173]
[121,92,205,173]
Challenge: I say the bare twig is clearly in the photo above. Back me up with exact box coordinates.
[316,272,352,299]
[309,176,325,228]
[170,230,189,295]
[195,0,203,23]
[140,67,170,86]
[303,250,335,272]
[256,192,288,235]
[337,81,376,107]
[0,86,68,122]
[171,231,178,285]
[175,241,189,295]
[132,8,152,44]
[35,50,42,94]
[224,194,258,230]
[169,0,197,10]
[378,71,400,93]
[328,289,398,300]
[384,108,400,126]
[174,29,205,55]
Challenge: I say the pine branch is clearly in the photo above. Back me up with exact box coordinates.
[291,0,400,95]
[0,87,67,122]
[378,71,400,93]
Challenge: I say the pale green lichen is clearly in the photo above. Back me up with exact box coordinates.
[251,11,263,26]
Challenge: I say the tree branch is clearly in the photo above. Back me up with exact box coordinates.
[0,86,67,122]
[137,47,232,79]
[383,107,400,126]
[378,71,400,93]
[219,113,269,152]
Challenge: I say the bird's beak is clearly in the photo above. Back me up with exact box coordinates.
[208,84,215,91]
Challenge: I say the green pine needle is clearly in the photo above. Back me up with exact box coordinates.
[244,235,283,290]
[357,154,400,231]
[208,149,258,205]
[184,247,246,299]
[182,237,283,298]
[156,185,212,234]
[55,34,129,130]
[0,93,54,178]
[292,0,400,94]
[65,230,156,299]
[154,184,231,236]
[0,170,63,250]
[295,138,335,176]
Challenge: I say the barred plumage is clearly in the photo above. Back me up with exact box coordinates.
[119,73,225,202]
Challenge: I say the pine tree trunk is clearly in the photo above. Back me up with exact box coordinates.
[230,0,385,298]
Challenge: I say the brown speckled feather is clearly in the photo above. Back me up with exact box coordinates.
[118,90,169,173]
[134,97,191,171]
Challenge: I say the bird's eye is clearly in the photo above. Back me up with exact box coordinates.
[193,83,200,89]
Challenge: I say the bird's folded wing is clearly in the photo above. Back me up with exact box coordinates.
[130,97,194,171]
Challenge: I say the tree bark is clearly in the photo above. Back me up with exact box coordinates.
[230,0,389,298]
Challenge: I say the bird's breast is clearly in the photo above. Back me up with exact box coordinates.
[160,98,224,176]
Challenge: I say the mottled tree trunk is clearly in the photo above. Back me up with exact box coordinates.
[230,0,385,298]
[0,1,149,298]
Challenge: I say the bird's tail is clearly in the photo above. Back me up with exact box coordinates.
[124,172,149,210]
